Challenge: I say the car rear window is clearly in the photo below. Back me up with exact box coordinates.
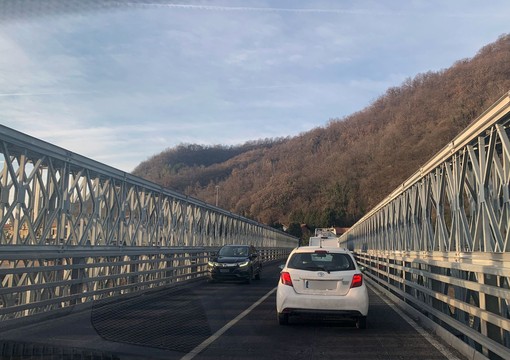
[287,252,355,272]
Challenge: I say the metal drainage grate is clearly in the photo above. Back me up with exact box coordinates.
[91,288,211,353]
[0,340,121,360]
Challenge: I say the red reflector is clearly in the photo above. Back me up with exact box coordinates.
[280,272,293,286]
[350,273,363,288]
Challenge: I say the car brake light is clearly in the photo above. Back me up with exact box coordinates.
[350,273,363,288]
[314,250,328,254]
[280,272,293,286]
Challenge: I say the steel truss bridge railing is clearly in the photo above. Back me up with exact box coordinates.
[0,125,298,326]
[340,91,510,360]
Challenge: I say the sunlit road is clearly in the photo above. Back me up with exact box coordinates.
[1,262,465,360]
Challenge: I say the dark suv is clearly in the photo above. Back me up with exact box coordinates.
[207,245,262,283]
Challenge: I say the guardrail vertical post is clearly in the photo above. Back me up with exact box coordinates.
[129,254,138,291]
[70,257,85,305]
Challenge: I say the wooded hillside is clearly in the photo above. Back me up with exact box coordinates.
[133,34,510,234]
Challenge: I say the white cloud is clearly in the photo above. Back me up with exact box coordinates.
[0,0,509,173]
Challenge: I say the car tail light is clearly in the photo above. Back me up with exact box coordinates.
[280,272,293,286]
[314,250,328,254]
[350,273,363,288]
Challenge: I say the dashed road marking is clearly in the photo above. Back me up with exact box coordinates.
[180,287,277,360]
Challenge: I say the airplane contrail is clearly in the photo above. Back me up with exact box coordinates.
[0,0,501,21]
[115,2,370,15]
[0,91,93,97]
[114,2,507,19]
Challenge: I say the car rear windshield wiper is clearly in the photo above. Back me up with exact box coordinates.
[303,265,330,274]
[317,265,330,274]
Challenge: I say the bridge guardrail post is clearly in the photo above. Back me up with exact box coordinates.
[129,254,139,291]
[70,257,85,305]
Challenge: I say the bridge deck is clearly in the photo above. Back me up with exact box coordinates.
[1,263,465,360]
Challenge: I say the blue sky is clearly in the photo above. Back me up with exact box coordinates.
[0,0,509,172]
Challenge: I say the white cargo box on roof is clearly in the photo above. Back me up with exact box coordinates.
[308,237,339,247]
[308,228,339,247]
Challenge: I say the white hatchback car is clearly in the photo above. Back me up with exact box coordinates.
[276,246,369,328]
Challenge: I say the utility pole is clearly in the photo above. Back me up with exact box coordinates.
[215,185,219,207]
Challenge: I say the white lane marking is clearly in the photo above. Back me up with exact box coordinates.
[180,287,277,360]
[368,282,462,360]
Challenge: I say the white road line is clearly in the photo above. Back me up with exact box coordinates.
[180,287,277,360]
[368,283,462,360]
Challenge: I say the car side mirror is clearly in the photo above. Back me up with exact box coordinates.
[251,253,258,259]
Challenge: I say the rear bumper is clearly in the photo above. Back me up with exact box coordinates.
[276,284,369,316]
[281,308,363,318]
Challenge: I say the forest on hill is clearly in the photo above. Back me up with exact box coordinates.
[133,34,510,238]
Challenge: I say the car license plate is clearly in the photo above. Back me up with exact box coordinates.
[306,280,337,290]
[219,269,230,273]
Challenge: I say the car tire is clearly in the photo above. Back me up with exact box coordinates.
[277,312,289,325]
[356,316,367,329]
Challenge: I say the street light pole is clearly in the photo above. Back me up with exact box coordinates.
[215,185,219,207]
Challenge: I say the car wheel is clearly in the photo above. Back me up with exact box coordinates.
[277,312,289,325]
[356,316,367,329]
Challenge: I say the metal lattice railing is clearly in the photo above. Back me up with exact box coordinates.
[0,246,290,324]
[0,125,297,324]
[340,91,510,360]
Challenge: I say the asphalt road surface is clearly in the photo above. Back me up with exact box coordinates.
[1,262,466,360]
